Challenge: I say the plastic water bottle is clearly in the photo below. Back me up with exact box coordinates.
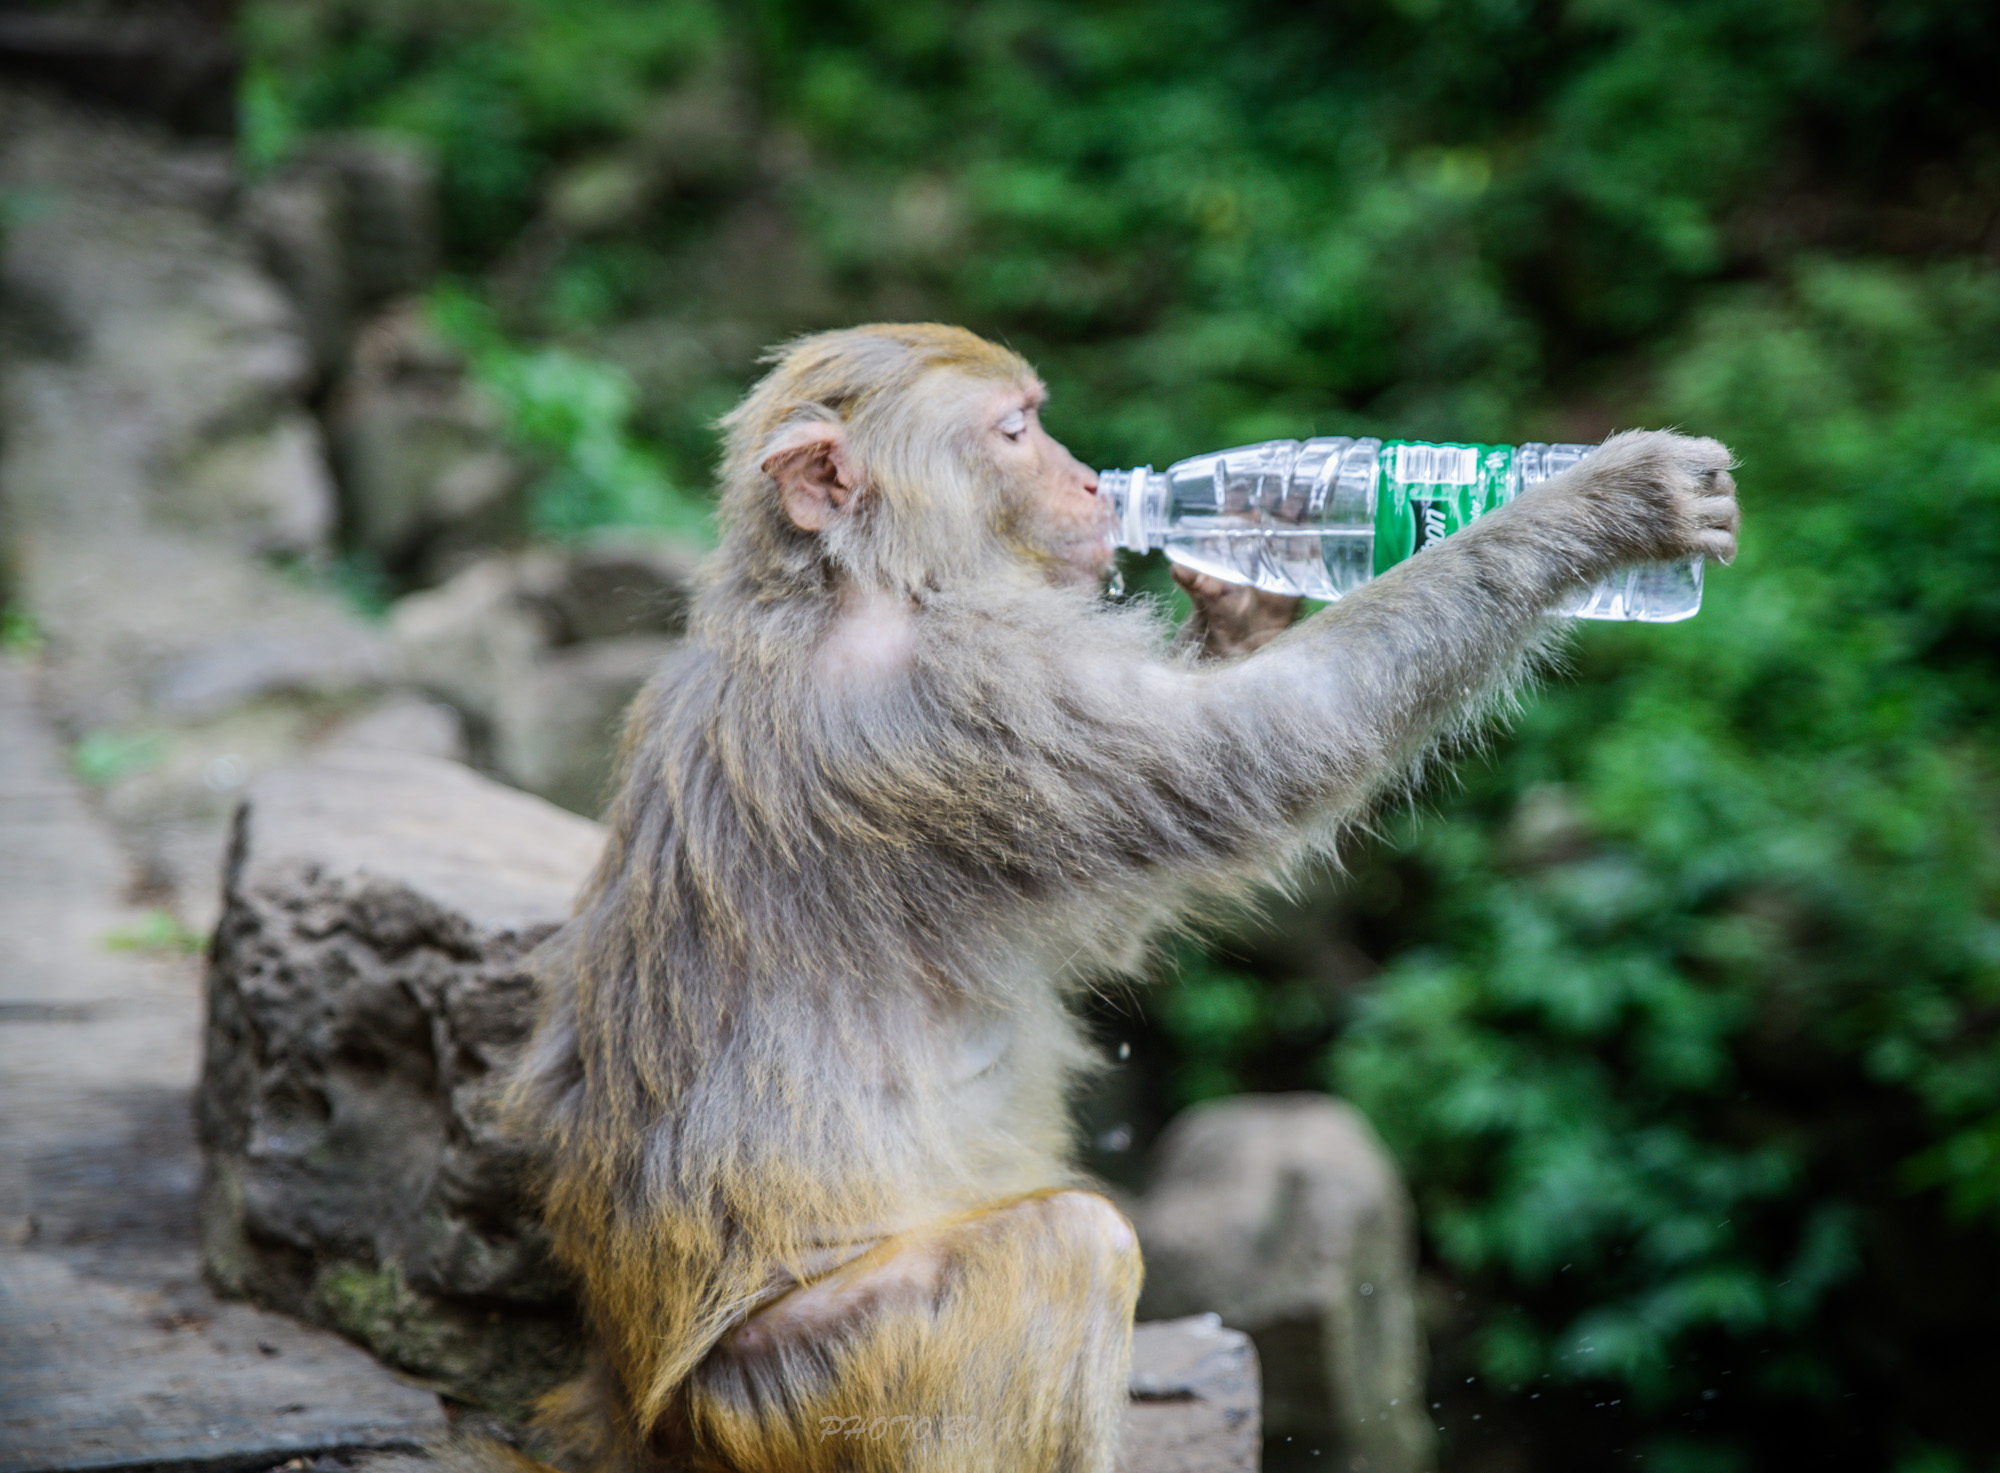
[1098,437,1703,621]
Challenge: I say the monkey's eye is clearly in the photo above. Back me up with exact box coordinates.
[997,408,1028,441]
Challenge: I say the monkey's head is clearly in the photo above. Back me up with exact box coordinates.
[715,324,1109,599]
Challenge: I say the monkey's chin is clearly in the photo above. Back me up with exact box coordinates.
[1075,544,1118,591]
[1025,524,1116,590]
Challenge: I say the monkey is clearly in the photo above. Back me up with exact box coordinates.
[494,322,1739,1473]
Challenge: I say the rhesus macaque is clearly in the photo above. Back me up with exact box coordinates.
[501,324,1739,1473]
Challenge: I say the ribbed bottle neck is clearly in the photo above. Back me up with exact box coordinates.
[1098,465,1159,554]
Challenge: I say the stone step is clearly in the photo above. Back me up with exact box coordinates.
[0,658,447,1473]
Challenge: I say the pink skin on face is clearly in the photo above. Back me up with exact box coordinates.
[980,379,1300,655]
[982,381,1113,589]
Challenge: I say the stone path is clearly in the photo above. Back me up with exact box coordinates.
[0,656,445,1473]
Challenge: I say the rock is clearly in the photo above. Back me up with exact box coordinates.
[0,4,239,137]
[0,85,434,942]
[242,165,355,383]
[0,95,324,534]
[0,660,450,1473]
[166,411,340,559]
[0,81,364,692]
[1133,1093,1435,1473]
[328,304,526,579]
[3,521,397,928]
[546,153,655,238]
[198,749,1263,1470]
[197,748,604,1412]
[489,635,673,816]
[324,693,469,764]
[391,553,557,733]
[597,316,727,429]
[637,70,759,196]
[539,531,699,643]
[1121,1316,1262,1473]
[544,71,755,237]
[310,135,440,308]
[150,623,397,718]
[390,546,692,812]
[247,135,441,385]
[81,693,394,934]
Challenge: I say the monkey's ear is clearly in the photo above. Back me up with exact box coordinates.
[762,423,862,533]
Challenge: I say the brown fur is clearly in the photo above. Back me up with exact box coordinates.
[494,324,1738,1471]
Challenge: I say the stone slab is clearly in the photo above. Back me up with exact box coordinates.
[0,657,448,1473]
[1122,1315,1262,1473]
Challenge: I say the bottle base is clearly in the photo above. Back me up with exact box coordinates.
[1560,556,1704,622]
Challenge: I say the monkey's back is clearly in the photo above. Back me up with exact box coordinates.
[509,619,1112,1418]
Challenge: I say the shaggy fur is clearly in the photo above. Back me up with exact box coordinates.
[486,324,1738,1471]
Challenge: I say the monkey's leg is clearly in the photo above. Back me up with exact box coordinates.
[678,1189,1142,1473]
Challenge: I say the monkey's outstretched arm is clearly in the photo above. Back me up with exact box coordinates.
[909,430,1738,903]
[1219,429,1739,795]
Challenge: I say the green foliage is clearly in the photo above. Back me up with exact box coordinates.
[323,551,394,621]
[428,286,713,544]
[101,909,207,956]
[1153,941,1346,1107]
[244,0,2000,460]
[239,0,729,252]
[0,605,42,656]
[1327,261,2000,1463]
[71,729,166,787]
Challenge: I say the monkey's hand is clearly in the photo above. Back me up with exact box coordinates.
[1172,564,1303,660]
[1529,429,1741,578]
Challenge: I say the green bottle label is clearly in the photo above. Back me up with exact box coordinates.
[1372,441,1516,576]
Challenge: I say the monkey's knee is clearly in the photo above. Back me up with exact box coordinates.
[1029,1189,1139,1258]
[717,1191,1136,1364]
[1001,1189,1142,1301]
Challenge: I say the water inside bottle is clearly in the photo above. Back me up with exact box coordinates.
[1160,524,1374,601]
[1161,526,1700,618]
[1144,436,1380,601]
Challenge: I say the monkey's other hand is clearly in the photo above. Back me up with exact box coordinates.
[1556,430,1741,573]
[1172,565,1303,660]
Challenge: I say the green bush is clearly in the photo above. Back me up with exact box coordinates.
[1326,261,2000,1469]
[239,0,729,253]
[428,286,712,544]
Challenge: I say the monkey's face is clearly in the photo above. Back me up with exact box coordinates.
[733,327,1112,598]
[981,382,1112,590]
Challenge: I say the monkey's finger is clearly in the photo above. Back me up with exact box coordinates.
[1249,592,1304,622]
[1693,492,1741,532]
[1695,528,1740,564]
[1171,566,1231,600]
[1698,468,1738,501]
[1678,437,1735,478]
